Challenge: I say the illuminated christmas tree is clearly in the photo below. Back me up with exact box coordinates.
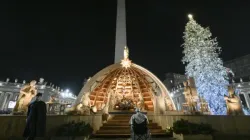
[182,14,229,115]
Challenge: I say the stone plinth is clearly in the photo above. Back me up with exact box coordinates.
[147,115,250,135]
[0,114,102,140]
[173,133,212,140]
[1,114,250,139]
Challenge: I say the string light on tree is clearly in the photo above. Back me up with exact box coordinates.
[188,14,193,20]
[182,14,229,115]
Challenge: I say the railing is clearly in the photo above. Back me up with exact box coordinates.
[46,103,71,115]
[182,102,210,115]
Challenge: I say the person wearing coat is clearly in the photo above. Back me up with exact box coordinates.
[23,93,47,140]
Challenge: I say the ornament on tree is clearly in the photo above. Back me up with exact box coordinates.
[182,14,229,115]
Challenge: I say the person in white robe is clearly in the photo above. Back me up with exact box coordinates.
[129,108,149,125]
[129,108,150,140]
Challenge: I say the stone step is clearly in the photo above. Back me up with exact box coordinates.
[94,114,165,137]
[111,117,131,120]
[94,132,168,137]
[112,115,132,118]
[103,122,158,126]
[108,119,153,123]
[96,129,165,134]
[101,125,162,129]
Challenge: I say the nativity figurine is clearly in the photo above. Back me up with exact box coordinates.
[66,92,97,115]
[165,97,174,111]
[183,79,198,113]
[199,97,210,114]
[224,86,244,115]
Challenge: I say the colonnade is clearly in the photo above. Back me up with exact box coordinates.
[0,92,18,110]
[170,89,185,111]
[240,92,250,109]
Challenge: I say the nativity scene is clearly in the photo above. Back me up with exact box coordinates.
[66,46,176,115]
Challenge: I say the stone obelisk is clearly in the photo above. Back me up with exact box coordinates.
[114,0,127,63]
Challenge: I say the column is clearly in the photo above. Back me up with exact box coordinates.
[176,96,180,111]
[14,94,19,101]
[1,94,8,110]
[0,92,4,110]
[243,92,250,109]
[114,0,127,63]
[4,93,13,110]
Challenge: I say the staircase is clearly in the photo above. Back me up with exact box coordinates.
[94,114,166,138]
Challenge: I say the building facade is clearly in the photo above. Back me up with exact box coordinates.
[232,81,250,109]
[224,54,250,109]
[224,54,250,80]
[163,73,187,111]
[0,78,76,111]
[161,54,250,112]
[163,73,187,90]
[164,73,250,111]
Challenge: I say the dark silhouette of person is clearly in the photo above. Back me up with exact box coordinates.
[23,93,47,140]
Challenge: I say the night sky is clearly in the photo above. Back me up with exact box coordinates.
[0,0,250,94]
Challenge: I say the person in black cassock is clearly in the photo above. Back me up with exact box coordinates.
[23,93,47,140]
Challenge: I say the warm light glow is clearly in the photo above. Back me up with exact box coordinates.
[121,59,131,68]
[120,46,132,68]
[124,46,129,59]
[87,77,91,81]
[188,14,193,20]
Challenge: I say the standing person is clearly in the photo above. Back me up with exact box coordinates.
[129,108,149,125]
[23,93,47,140]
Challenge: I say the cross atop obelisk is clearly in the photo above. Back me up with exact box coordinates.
[114,0,127,63]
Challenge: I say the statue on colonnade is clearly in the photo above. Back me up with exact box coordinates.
[46,95,58,114]
[13,80,37,115]
[182,78,199,113]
